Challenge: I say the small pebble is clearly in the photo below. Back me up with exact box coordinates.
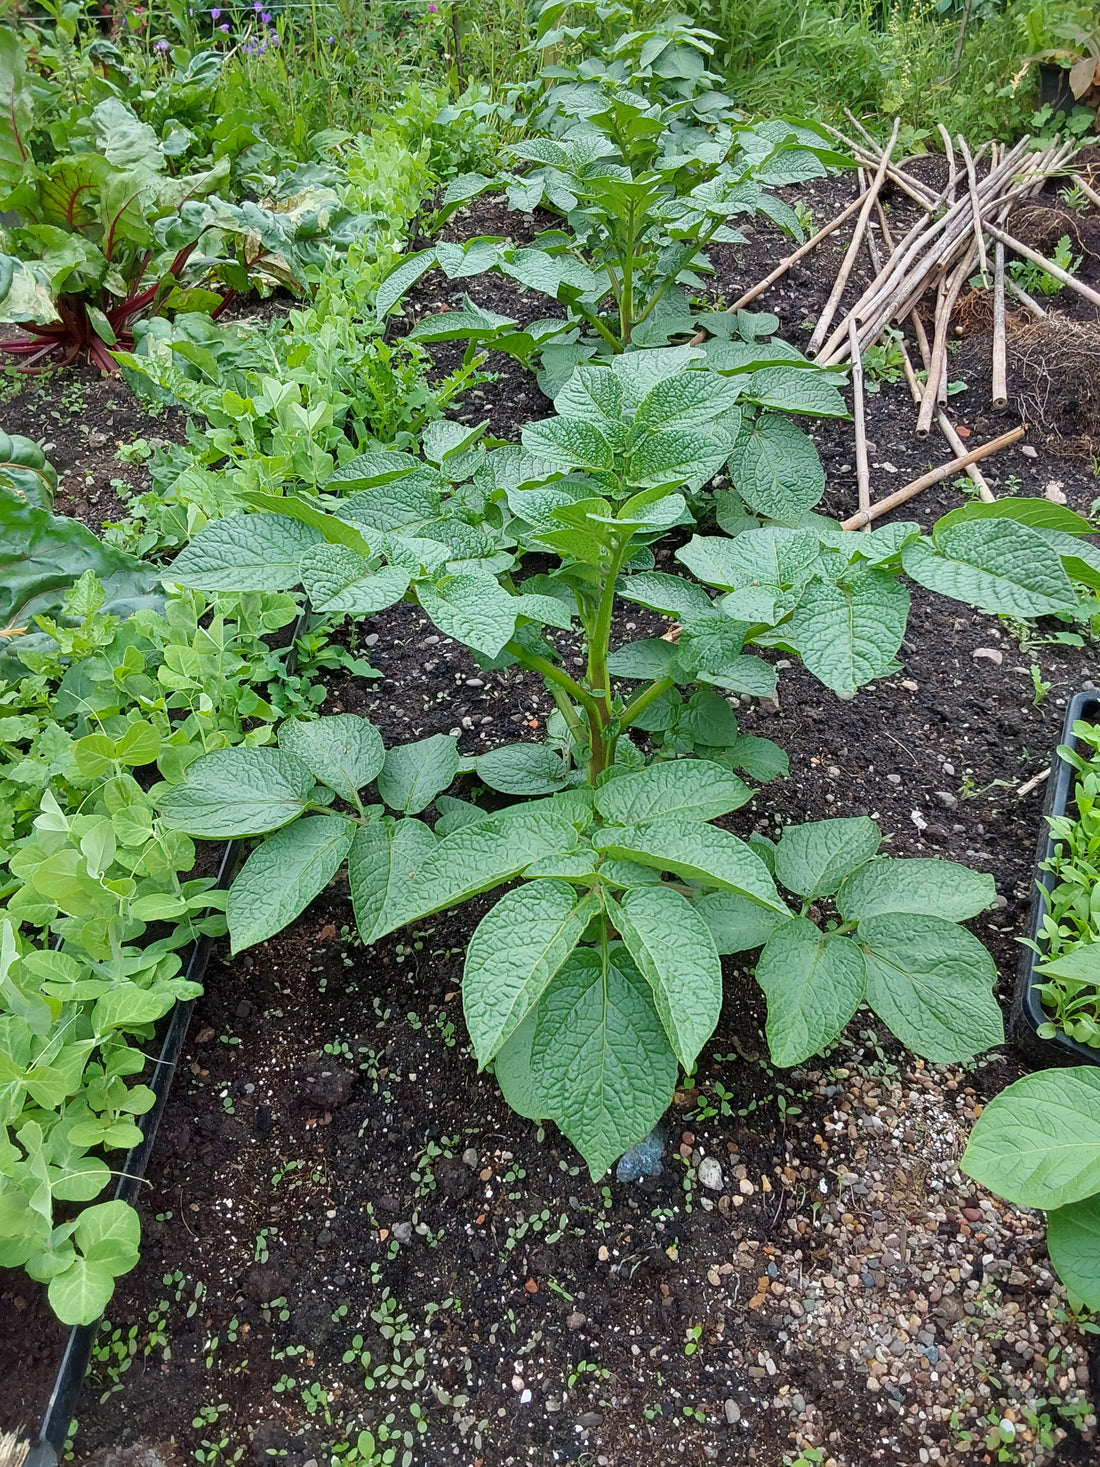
[724,1399,741,1425]
[697,1157,724,1192]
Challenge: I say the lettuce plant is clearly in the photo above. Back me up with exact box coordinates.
[153,356,1100,1176]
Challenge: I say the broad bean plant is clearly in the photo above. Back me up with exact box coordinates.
[158,356,1100,1177]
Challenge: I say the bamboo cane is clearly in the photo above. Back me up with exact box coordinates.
[1072,173,1100,210]
[849,319,872,532]
[918,241,976,436]
[817,141,1032,365]
[958,135,990,280]
[938,123,958,203]
[839,426,1025,529]
[992,240,1008,411]
[1005,274,1048,319]
[807,118,900,358]
[883,232,994,502]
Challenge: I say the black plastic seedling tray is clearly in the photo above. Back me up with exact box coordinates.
[1013,689,1100,1068]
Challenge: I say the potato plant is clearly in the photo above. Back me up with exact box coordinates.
[157,356,1100,1177]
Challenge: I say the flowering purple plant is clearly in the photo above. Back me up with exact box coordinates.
[210,7,220,17]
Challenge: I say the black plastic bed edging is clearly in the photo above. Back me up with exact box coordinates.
[23,606,312,1466]
[1013,688,1100,1068]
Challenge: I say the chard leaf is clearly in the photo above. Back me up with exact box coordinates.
[858,912,1002,1062]
[227,816,354,952]
[790,568,910,695]
[837,857,996,922]
[594,759,753,825]
[464,880,600,1064]
[756,917,866,1066]
[613,885,721,1069]
[278,715,385,804]
[168,513,320,592]
[962,1068,1100,1210]
[157,748,314,837]
[377,733,459,815]
[774,817,881,899]
[901,519,1076,617]
[531,947,677,1179]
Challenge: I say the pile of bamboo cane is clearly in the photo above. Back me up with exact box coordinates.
[710,117,1100,529]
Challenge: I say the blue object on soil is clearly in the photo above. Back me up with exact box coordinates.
[616,1126,664,1181]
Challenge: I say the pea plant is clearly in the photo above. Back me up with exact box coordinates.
[156,357,1100,1177]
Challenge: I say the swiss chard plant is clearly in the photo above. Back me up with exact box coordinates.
[0,30,385,370]
[963,1066,1100,1313]
[149,355,1100,1178]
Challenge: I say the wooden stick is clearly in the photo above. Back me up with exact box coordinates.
[835,114,941,209]
[1072,173,1100,210]
[938,123,958,203]
[807,117,900,358]
[875,201,995,503]
[1017,767,1050,798]
[992,239,1008,411]
[839,426,1026,530]
[705,185,874,323]
[1005,274,1048,319]
[983,221,1100,308]
[817,142,1032,365]
[849,320,872,532]
[917,242,976,436]
[958,135,990,280]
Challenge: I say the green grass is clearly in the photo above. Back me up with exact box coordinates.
[681,0,1064,142]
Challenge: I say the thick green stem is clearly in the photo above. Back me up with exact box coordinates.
[573,300,623,354]
[619,675,675,732]
[585,537,634,782]
[505,641,603,735]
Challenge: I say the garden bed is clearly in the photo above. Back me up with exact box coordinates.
[3,159,1100,1466]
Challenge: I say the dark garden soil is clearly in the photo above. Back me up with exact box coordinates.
[4,155,1100,1467]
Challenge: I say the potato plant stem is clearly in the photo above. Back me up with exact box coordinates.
[619,676,676,732]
